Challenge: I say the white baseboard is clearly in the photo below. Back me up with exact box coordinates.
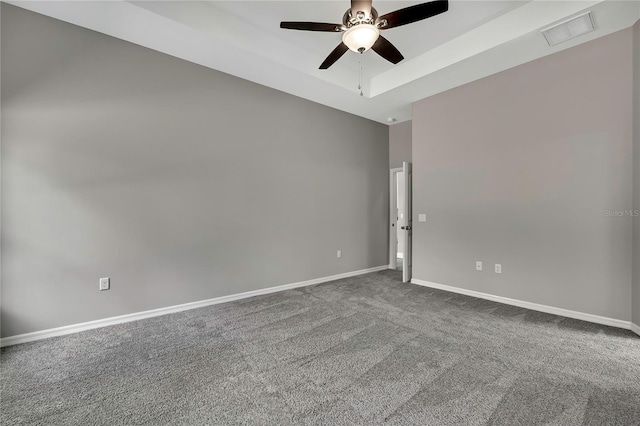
[411,278,631,330]
[0,265,388,347]
[631,323,640,336]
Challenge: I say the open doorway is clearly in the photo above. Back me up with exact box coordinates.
[389,162,412,282]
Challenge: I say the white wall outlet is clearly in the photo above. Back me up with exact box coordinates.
[337,250,342,258]
[418,214,427,222]
[476,261,483,271]
[495,264,502,274]
[99,277,110,291]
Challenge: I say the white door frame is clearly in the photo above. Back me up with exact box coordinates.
[389,167,403,269]
[401,161,412,283]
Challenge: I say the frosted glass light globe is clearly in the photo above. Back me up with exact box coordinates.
[342,24,380,52]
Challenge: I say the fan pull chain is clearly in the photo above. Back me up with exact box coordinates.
[358,54,363,97]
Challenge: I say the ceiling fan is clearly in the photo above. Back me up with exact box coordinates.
[280,0,449,69]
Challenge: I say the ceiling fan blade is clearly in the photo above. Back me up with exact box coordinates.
[280,22,343,32]
[351,0,373,18]
[377,0,448,30]
[371,35,404,64]
[319,43,350,69]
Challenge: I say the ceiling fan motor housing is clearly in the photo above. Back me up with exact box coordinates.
[343,7,378,27]
[342,7,380,52]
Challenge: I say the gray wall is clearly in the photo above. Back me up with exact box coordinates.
[413,28,634,321]
[633,20,640,327]
[0,5,389,337]
[389,121,412,169]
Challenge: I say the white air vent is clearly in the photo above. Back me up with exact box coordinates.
[541,12,595,46]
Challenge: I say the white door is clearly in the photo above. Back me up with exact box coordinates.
[396,171,405,260]
[389,167,402,269]
[402,162,412,282]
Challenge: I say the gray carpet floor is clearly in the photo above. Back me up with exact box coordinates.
[1,270,639,425]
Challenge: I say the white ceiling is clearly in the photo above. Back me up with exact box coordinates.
[7,0,640,124]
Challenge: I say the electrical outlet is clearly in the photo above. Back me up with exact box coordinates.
[476,261,483,271]
[99,277,110,291]
[418,214,427,222]
[495,264,502,274]
[337,250,342,258]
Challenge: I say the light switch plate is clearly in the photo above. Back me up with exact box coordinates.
[99,277,110,291]
[418,214,427,222]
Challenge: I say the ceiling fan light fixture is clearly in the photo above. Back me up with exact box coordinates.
[342,24,379,52]
[280,0,449,69]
